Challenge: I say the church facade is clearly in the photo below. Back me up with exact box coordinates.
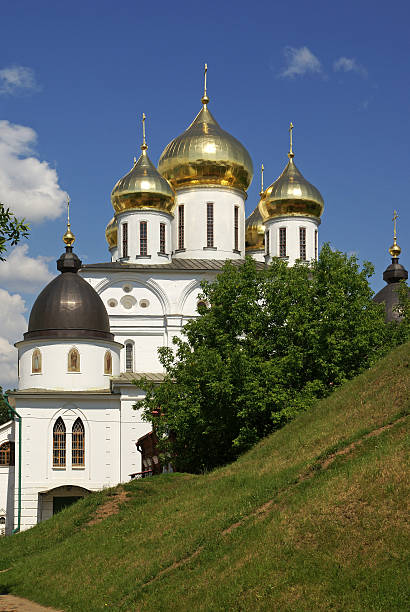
[0,76,328,534]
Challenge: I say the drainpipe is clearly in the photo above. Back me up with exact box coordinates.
[3,393,21,535]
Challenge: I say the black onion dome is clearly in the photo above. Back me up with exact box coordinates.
[25,247,113,341]
[373,257,408,322]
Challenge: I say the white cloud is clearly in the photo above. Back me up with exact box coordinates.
[0,245,54,293]
[333,57,368,77]
[0,120,68,222]
[0,65,39,96]
[280,46,322,78]
[0,289,28,390]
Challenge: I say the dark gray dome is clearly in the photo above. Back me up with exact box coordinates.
[25,247,113,341]
[373,257,408,323]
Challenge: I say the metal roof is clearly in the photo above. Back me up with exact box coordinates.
[111,372,166,384]
[82,258,266,273]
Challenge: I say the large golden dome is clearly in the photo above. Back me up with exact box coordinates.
[111,115,175,215]
[105,216,118,248]
[158,100,253,193]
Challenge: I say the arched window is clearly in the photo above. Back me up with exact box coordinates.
[125,342,133,372]
[72,418,85,467]
[104,350,112,375]
[0,442,14,466]
[32,348,42,373]
[53,418,66,467]
[68,348,80,372]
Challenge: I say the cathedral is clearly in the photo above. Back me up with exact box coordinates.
[0,70,404,535]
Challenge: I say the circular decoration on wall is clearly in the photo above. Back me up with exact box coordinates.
[107,298,118,308]
[120,295,137,309]
[139,299,150,308]
[122,284,132,293]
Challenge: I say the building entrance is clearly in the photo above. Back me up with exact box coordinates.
[52,496,81,514]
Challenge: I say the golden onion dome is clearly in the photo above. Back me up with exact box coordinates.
[157,67,253,192]
[245,205,265,251]
[259,124,324,222]
[105,216,118,249]
[111,114,175,215]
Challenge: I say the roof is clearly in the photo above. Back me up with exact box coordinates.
[9,389,114,397]
[111,372,166,384]
[82,258,266,273]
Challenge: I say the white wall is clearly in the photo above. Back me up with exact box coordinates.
[17,339,122,391]
[172,186,246,260]
[0,421,14,535]
[116,209,173,264]
[264,216,320,266]
[11,394,123,531]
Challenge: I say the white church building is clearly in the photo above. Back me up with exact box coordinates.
[0,76,325,534]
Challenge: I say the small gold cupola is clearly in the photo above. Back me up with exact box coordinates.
[111,114,175,215]
[246,163,265,252]
[105,216,118,249]
[63,197,75,247]
[158,64,253,193]
[259,123,324,222]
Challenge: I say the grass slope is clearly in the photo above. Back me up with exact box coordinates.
[0,342,409,612]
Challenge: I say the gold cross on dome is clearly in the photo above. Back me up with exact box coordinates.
[393,209,398,239]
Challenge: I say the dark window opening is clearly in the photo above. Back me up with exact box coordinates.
[178,205,184,250]
[279,227,286,258]
[206,203,214,247]
[159,223,166,254]
[140,221,147,256]
[122,223,128,258]
[300,227,306,261]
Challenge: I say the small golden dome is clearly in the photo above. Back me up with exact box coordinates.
[157,105,253,193]
[259,156,324,222]
[245,205,265,252]
[111,114,175,215]
[389,239,401,259]
[111,149,175,215]
[63,197,75,247]
[105,216,118,249]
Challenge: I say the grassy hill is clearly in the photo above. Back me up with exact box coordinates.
[0,342,409,612]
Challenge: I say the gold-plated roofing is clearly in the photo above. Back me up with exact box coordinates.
[259,123,324,222]
[389,210,402,258]
[245,205,265,252]
[111,114,175,215]
[63,197,75,246]
[105,216,118,249]
[157,66,253,192]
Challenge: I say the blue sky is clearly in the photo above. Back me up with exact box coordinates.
[0,0,409,386]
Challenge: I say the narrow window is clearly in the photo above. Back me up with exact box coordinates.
[68,348,80,372]
[315,230,318,261]
[140,221,147,256]
[53,418,66,467]
[234,206,239,251]
[122,222,128,258]
[299,227,306,261]
[265,230,270,256]
[72,418,85,467]
[178,205,184,250]
[279,227,286,258]
[104,350,112,375]
[0,442,14,466]
[159,223,166,254]
[125,343,133,372]
[206,203,214,248]
[32,348,42,373]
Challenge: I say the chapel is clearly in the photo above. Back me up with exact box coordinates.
[0,68,327,533]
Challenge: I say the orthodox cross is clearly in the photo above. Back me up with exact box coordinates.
[393,209,398,240]
[141,112,147,151]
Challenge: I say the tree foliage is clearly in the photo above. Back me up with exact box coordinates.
[136,245,407,473]
[0,202,30,261]
[0,388,11,426]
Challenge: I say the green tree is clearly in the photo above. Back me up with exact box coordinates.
[0,202,30,261]
[0,388,11,425]
[136,245,398,473]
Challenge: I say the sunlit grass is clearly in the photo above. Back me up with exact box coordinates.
[0,341,408,611]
